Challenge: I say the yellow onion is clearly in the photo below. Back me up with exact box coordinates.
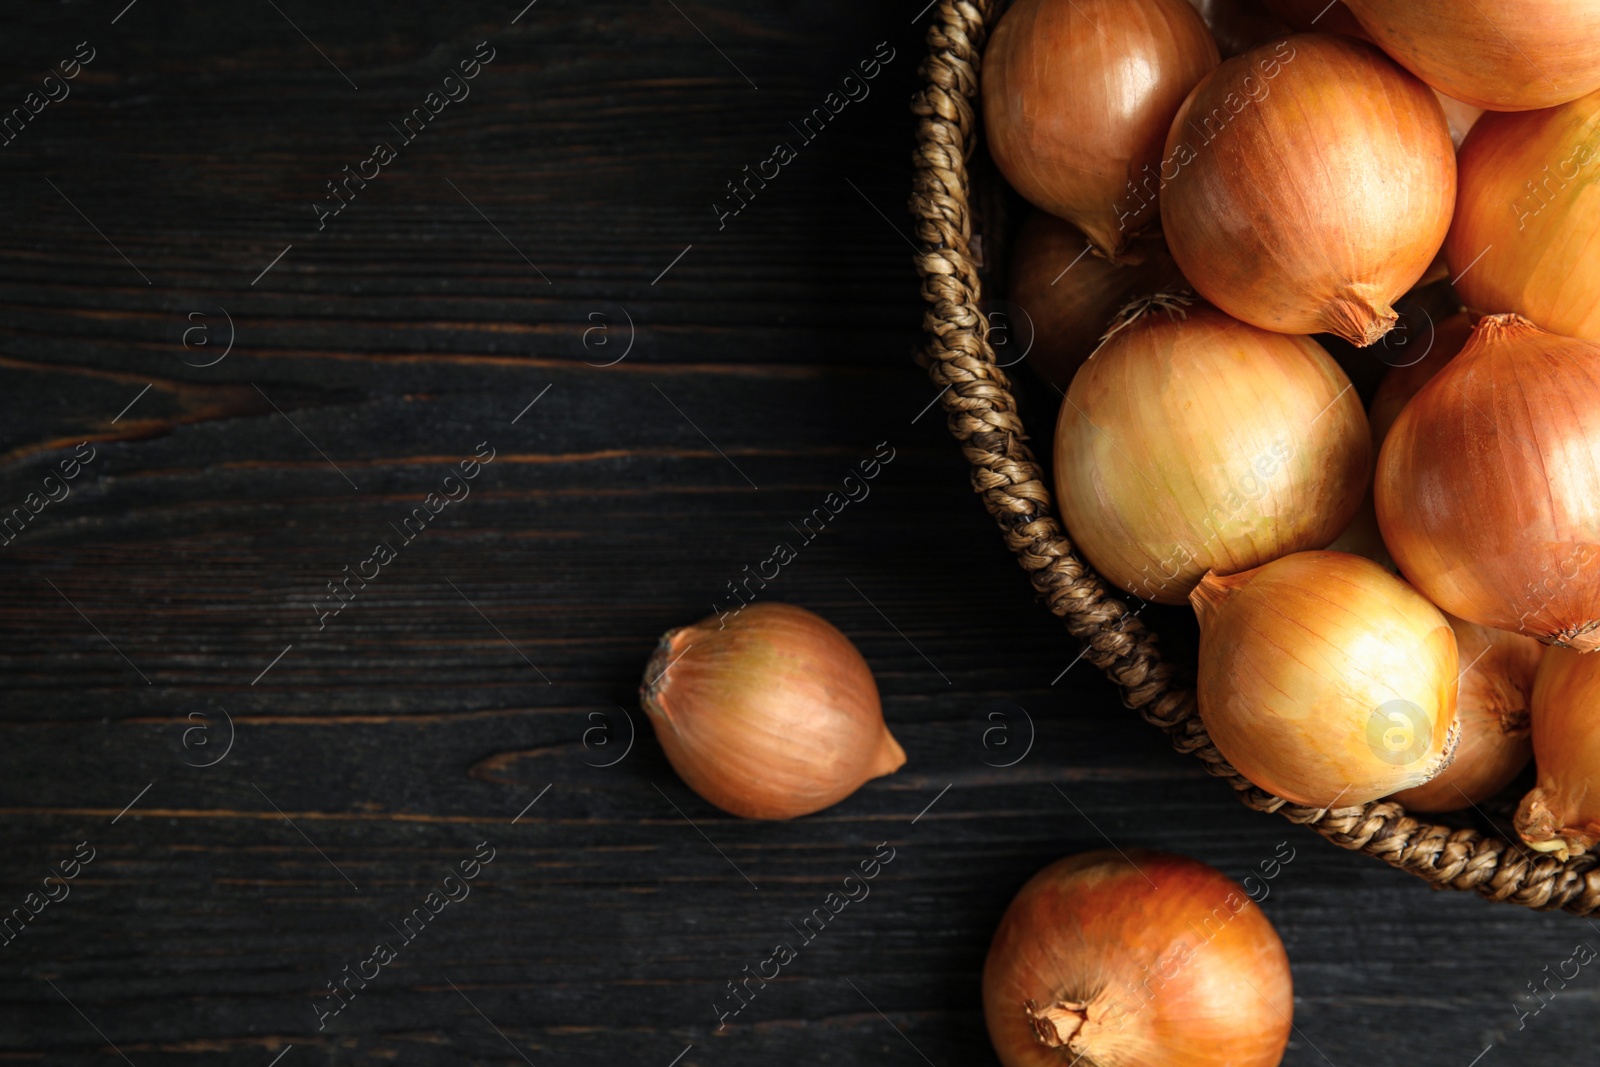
[1517,647,1600,857]
[1008,211,1184,390]
[1055,295,1369,605]
[984,849,1292,1067]
[1391,616,1541,812]
[1190,551,1459,807]
[1376,315,1600,650]
[1160,34,1456,346]
[1367,310,1476,446]
[1258,0,1366,38]
[983,0,1219,261]
[1446,89,1600,341]
[639,602,905,819]
[1343,0,1600,111]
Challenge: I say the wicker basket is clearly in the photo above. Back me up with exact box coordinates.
[908,0,1600,914]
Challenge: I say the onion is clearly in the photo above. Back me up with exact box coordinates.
[1517,648,1600,858]
[1391,615,1541,812]
[1008,211,1184,390]
[984,849,1292,1067]
[1367,310,1475,446]
[1343,0,1600,111]
[1055,295,1369,605]
[983,0,1220,262]
[1375,314,1600,650]
[1259,0,1366,38]
[1160,34,1456,346]
[639,602,905,819]
[1446,89,1600,341]
[1190,550,1460,807]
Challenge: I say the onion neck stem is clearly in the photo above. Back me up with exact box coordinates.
[1026,999,1088,1049]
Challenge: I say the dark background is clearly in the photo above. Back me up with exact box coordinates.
[0,1,1591,1064]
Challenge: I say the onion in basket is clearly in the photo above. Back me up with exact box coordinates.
[1342,0,1600,111]
[982,0,1219,263]
[1159,34,1455,346]
[1446,90,1600,342]
[1517,648,1600,858]
[1390,616,1540,813]
[984,849,1292,1067]
[1007,212,1184,390]
[1375,315,1600,650]
[1190,551,1460,807]
[1054,295,1369,605]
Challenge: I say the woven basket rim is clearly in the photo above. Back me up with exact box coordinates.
[907,0,1600,915]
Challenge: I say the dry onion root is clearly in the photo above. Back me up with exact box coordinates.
[1517,648,1600,858]
[982,0,1219,262]
[1159,34,1456,346]
[639,602,905,820]
[1190,551,1460,807]
[1054,294,1369,604]
[983,849,1292,1067]
[1376,314,1600,649]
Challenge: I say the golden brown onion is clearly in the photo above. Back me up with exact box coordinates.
[1517,647,1600,858]
[1344,0,1600,111]
[1160,34,1455,346]
[1191,551,1459,807]
[983,0,1219,261]
[1007,211,1184,390]
[984,849,1292,1067]
[1446,89,1600,341]
[1391,615,1540,812]
[1375,315,1600,650]
[639,602,905,819]
[1055,296,1369,604]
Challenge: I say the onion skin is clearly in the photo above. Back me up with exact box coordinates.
[639,603,905,820]
[1008,212,1184,390]
[1446,90,1600,342]
[1367,310,1475,447]
[982,0,1219,261]
[1191,551,1460,807]
[984,850,1292,1067]
[1343,0,1600,112]
[1391,616,1540,812]
[1375,315,1600,651]
[1160,34,1456,346]
[1055,298,1369,604]
[1517,648,1600,858]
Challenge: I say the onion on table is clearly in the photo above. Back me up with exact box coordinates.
[1054,295,1369,604]
[983,0,1219,262]
[1159,34,1455,345]
[984,850,1292,1067]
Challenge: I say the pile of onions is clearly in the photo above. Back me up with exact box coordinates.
[1342,0,1600,111]
[984,849,1292,1067]
[639,603,905,819]
[983,0,1219,262]
[1446,89,1600,342]
[1160,34,1455,346]
[1054,295,1369,604]
[1391,615,1541,812]
[1008,212,1184,390]
[1517,648,1600,858]
[1190,551,1459,807]
[1376,315,1600,650]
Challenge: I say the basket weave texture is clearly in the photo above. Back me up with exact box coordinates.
[907,0,1600,914]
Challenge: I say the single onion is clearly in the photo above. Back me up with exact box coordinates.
[1160,34,1456,346]
[1391,615,1541,812]
[639,602,905,819]
[984,849,1292,1067]
[1055,295,1369,605]
[1008,211,1184,390]
[1190,551,1459,807]
[1343,0,1600,111]
[1367,310,1476,446]
[1258,0,1366,38]
[1375,314,1600,650]
[1517,647,1600,858]
[1184,0,1289,58]
[982,0,1219,261]
[1446,89,1600,341]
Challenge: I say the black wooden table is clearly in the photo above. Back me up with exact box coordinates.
[0,2,1589,1064]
